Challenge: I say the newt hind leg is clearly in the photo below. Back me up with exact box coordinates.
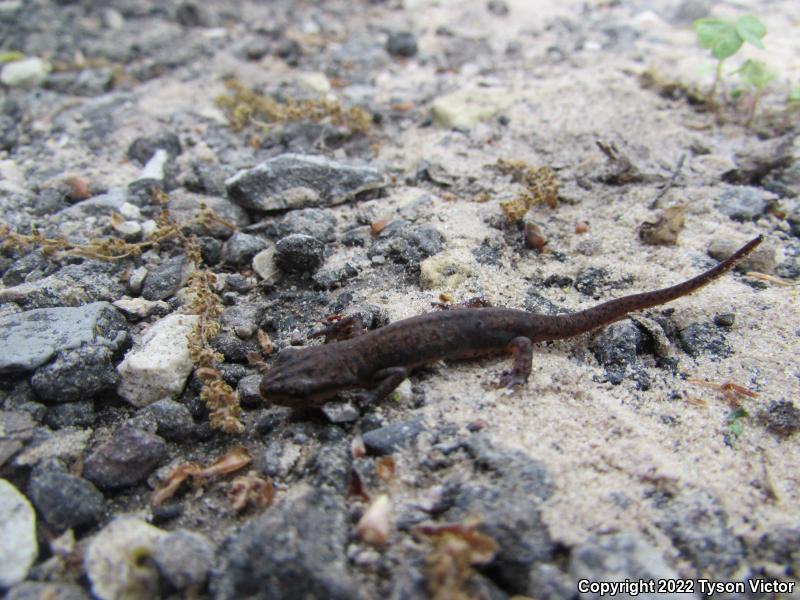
[497,336,534,389]
[356,367,410,404]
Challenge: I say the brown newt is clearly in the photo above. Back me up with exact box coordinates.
[260,236,762,407]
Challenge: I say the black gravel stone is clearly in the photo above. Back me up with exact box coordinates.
[362,416,426,455]
[127,132,182,164]
[30,345,119,403]
[197,236,223,266]
[212,488,358,599]
[590,320,645,386]
[141,254,188,301]
[368,221,444,267]
[678,321,732,358]
[82,425,168,491]
[274,208,337,242]
[143,399,195,441]
[27,460,104,530]
[274,234,325,273]
[221,232,267,266]
[275,38,302,66]
[386,31,418,57]
[307,439,351,493]
[237,374,263,408]
[759,399,800,437]
[43,400,95,429]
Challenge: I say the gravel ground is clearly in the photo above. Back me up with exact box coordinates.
[1,1,799,599]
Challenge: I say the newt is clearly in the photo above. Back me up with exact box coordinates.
[260,236,762,408]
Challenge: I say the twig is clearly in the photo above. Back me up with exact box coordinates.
[650,154,686,209]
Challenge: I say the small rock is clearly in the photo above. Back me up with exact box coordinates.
[116,313,198,407]
[487,0,510,16]
[30,345,119,403]
[0,57,50,88]
[368,221,444,267]
[274,234,325,273]
[175,1,211,27]
[85,517,166,600]
[759,399,800,437]
[43,68,113,96]
[678,321,731,358]
[431,87,513,129]
[222,232,267,266]
[639,205,685,246]
[113,296,171,320]
[362,416,426,455]
[5,581,91,600]
[143,399,195,441]
[252,247,277,280]
[0,479,38,587]
[716,187,767,221]
[0,411,36,468]
[0,302,126,374]
[12,428,92,467]
[197,235,224,266]
[312,260,360,290]
[274,207,337,242]
[43,401,95,429]
[153,529,215,591]
[419,253,475,290]
[167,189,250,237]
[244,36,271,60]
[127,133,182,164]
[275,38,302,66]
[386,31,418,57]
[213,488,358,599]
[226,153,386,212]
[141,254,191,301]
[654,490,743,575]
[708,238,775,273]
[236,374,263,408]
[83,425,168,491]
[320,400,360,423]
[590,320,649,388]
[27,460,104,531]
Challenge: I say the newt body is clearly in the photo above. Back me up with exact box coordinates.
[260,237,762,408]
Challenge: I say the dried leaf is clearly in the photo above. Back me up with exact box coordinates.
[228,471,275,512]
[376,456,396,481]
[257,329,274,354]
[357,494,392,548]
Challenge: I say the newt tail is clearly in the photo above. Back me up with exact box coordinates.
[260,236,762,408]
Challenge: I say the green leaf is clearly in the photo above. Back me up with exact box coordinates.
[0,51,24,63]
[729,419,744,438]
[694,19,743,60]
[736,15,766,49]
[737,59,776,90]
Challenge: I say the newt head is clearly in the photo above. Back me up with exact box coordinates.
[258,345,358,407]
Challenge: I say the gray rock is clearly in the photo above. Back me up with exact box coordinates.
[759,399,800,437]
[678,321,732,358]
[27,460,104,531]
[716,187,767,221]
[386,31,418,57]
[0,302,127,374]
[368,221,444,267]
[0,57,50,88]
[274,234,326,273]
[275,208,337,242]
[312,261,360,290]
[12,428,92,468]
[30,345,119,403]
[226,153,385,212]
[213,488,359,599]
[362,416,426,455]
[590,320,649,388]
[167,189,251,237]
[5,581,91,600]
[307,439,352,493]
[143,398,195,440]
[141,254,191,301]
[570,532,684,599]
[655,490,744,576]
[0,411,36,468]
[237,374,263,408]
[197,235,224,266]
[83,425,168,491]
[43,401,95,429]
[43,68,114,96]
[153,529,215,590]
[221,232,267,266]
[127,132,182,164]
[708,238,776,273]
[0,479,37,587]
[443,435,554,594]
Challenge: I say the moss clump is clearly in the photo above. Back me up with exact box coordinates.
[495,159,559,222]
[215,78,372,134]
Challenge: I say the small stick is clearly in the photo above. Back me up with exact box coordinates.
[650,154,686,209]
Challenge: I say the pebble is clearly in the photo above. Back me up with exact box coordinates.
[142,398,195,440]
[112,296,171,320]
[27,460,105,531]
[221,232,267,266]
[590,320,648,387]
[127,133,182,164]
[362,416,426,455]
[197,235,224,265]
[141,254,191,301]
[678,321,731,358]
[274,234,325,273]
[431,86,512,129]
[116,313,198,407]
[84,517,166,600]
[716,187,767,221]
[386,31,418,57]
[707,238,775,274]
[213,488,358,599]
[153,529,215,590]
[43,400,95,429]
[225,153,386,212]
[368,221,444,267]
[236,374,263,408]
[759,399,800,437]
[167,189,250,237]
[0,410,35,468]
[5,581,91,600]
[12,428,92,467]
[82,425,168,491]
[0,302,127,374]
[0,57,50,88]
[30,345,119,403]
[274,207,337,242]
[0,479,38,587]
[44,68,114,97]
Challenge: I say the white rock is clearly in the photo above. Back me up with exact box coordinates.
[117,314,198,407]
[431,86,513,129]
[85,516,166,600]
[111,219,142,239]
[119,202,141,220]
[0,57,50,88]
[113,297,170,319]
[297,71,331,94]
[138,148,168,181]
[0,479,37,587]
[252,247,278,281]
